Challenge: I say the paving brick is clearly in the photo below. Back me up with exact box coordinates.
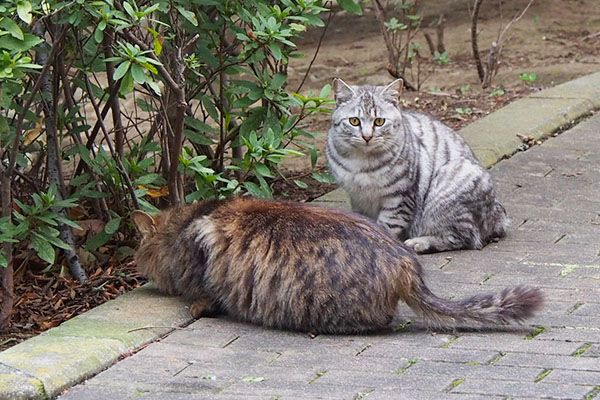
[451,377,593,398]
[449,334,582,356]
[535,327,600,343]
[495,352,600,372]
[134,342,280,368]
[402,359,542,382]
[273,350,413,373]
[59,385,139,400]
[543,369,600,385]
[367,388,505,400]
[358,342,498,366]
[315,368,456,392]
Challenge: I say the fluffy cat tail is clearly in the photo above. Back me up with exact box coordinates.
[404,281,544,326]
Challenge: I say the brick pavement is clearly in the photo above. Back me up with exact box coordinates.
[57,114,600,399]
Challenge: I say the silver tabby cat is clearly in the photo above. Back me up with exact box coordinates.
[326,78,509,253]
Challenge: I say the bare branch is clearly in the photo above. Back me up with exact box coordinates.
[471,0,485,83]
[372,0,417,90]
[34,21,88,283]
[296,2,333,93]
[497,0,534,44]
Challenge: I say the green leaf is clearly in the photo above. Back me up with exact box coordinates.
[104,217,121,235]
[0,18,24,41]
[185,117,217,133]
[130,63,146,84]
[269,42,283,60]
[271,73,286,90]
[120,70,134,95]
[184,129,215,145]
[35,214,58,226]
[311,172,335,184]
[31,235,55,265]
[289,23,306,32]
[123,2,136,19]
[140,3,160,16]
[146,80,161,96]
[16,1,33,24]
[243,181,269,198]
[55,216,82,230]
[196,42,218,68]
[153,37,163,56]
[41,234,71,250]
[293,179,308,188]
[52,198,79,208]
[0,252,7,268]
[80,189,109,199]
[94,26,104,43]
[338,0,362,15]
[253,163,274,178]
[176,6,198,26]
[113,61,131,81]
[0,33,43,52]
[135,173,161,186]
[319,84,332,99]
[232,96,257,109]
[85,231,112,251]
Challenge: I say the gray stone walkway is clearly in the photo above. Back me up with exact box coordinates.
[58,114,600,399]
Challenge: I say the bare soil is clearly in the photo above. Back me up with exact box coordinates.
[2,0,600,350]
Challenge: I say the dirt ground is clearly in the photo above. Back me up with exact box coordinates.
[2,0,600,350]
[277,0,600,184]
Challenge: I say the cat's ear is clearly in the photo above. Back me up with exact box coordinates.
[382,79,404,99]
[332,78,355,105]
[132,210,157,236]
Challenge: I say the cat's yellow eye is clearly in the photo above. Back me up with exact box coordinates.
[349,117,360,126]
[374,118,385,127]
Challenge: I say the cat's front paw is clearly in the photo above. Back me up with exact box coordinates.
[190,302,205,319]
[404,237,432,254]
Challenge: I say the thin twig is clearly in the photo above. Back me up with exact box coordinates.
[76,42,140,210]
[1,27,68,174]
[497,0,535,43]
[296,2,333,93]
[127,325,196,333]
[581,31,600,42]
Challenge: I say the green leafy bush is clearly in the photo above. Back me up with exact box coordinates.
[0,0,333,325]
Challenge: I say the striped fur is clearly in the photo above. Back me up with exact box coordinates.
[132,197,543,334]
[326,78,510,253]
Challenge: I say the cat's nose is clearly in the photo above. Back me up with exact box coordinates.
[362,135,372,143]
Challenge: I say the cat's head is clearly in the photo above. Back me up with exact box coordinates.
[131,210,180,295]
[329,78,404,150]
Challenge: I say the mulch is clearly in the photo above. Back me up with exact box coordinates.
[0,262,145,352]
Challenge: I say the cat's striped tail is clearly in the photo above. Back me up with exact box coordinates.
[403,279,544,326]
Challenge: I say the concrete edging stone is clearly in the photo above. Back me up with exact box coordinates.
[0,285,194,399]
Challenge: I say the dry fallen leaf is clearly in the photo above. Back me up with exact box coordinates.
[72,219,106,237]
[138,185,169,198]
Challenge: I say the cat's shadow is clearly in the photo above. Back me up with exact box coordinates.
[193,314,535,338]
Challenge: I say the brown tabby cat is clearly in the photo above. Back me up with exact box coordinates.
[132,197,543,334]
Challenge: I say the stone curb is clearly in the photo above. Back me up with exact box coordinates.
[313,71,600,208]
[1,72,600,399]
[0,285,194,399]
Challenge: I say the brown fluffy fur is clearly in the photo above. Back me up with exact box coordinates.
[132,197,543,334]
